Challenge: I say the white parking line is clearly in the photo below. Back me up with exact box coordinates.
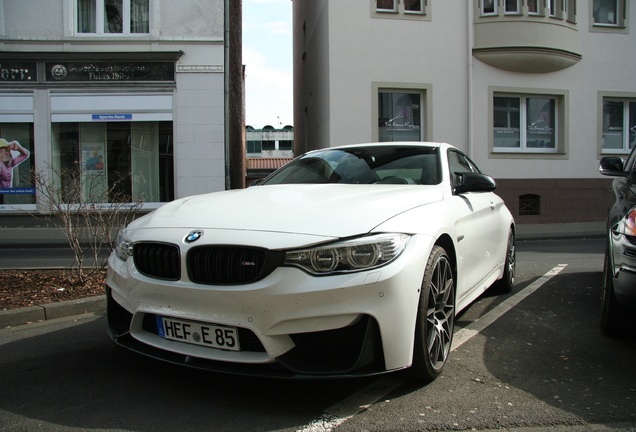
[296,264,568,432]
[451,263,568,351]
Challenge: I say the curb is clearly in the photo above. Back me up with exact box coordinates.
[0,295,106,328]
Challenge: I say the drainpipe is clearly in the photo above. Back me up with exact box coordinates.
[467,1,474,159]
[224,0,231,189]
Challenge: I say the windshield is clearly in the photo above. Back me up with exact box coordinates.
[261,145,441,186]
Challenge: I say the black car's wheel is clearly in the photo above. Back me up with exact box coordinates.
[600,250,624,336]
[410,245,455,382]
[493,227,515,294]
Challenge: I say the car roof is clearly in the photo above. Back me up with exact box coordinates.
[309,142,454,153]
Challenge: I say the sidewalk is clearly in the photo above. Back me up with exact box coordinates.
[0,222,606,328]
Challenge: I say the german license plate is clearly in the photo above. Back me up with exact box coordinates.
[156,316,240,351]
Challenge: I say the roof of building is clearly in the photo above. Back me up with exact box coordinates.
[247,158,293,170]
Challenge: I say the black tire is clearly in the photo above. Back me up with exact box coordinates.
[600,250,624,336]
[493,227,515,294]
[410,245,455,382]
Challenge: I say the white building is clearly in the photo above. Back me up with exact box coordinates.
[0,0,244,219]
[292,0,636,223]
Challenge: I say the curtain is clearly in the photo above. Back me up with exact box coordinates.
[131,0,150,33]
[105,0,123,33]
[77,0,96,33]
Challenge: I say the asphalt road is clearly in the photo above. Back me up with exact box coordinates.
[1,238,635,431]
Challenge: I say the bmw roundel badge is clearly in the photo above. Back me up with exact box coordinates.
[184,230,203,243]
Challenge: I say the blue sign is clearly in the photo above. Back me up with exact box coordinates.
[92,114,133,121]
[0,187,35,195]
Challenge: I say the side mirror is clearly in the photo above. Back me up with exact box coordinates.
[453,172,496,194]
[599,157,627,177]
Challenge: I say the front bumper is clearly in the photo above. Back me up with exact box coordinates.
[610,233,636,309]
[106,235,433,378]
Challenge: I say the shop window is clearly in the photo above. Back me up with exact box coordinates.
[493,94,559,153]
[0,123,35,206]
[51,121,173,204]
[378,90,425,142]
[602,98,636,153]
[77,0,149,35]
[592,0,626,27]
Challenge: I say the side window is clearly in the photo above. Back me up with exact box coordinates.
[625,147,636,174]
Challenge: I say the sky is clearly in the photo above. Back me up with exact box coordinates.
[242,0,294,129]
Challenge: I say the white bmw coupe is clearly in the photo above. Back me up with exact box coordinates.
[107,142,515,381]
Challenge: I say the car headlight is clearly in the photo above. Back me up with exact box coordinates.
[115,229,134,261]
[283,233,410,275]
[625,208,636,236]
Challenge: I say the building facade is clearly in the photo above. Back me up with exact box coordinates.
[245,124,293,185]
[0,0,243,220]
[292,0,635,223]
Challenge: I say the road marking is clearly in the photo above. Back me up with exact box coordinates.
[296,264,568,432]
[451,263,568,351]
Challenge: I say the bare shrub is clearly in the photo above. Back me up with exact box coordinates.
[32,162,143,286]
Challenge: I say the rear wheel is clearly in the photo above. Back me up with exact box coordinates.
[600,250,624,336]
[410,245,455,382]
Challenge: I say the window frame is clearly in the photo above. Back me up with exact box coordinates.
[76,0,150,36]
[591,0,628,30]
[403,0,425,15]
[372,82,432,143]
[372,0,429,19]
[504,0,522,15]
[599,95,636,155]
[480,0,498,16]
[490,88,568,156]
[527,0,545,16]
[375,0,398,13]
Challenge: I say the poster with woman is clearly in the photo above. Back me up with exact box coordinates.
[0,138,30,191]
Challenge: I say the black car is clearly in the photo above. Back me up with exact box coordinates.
[599,147,636,335]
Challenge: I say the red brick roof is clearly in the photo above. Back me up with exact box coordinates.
[247,158,293,170]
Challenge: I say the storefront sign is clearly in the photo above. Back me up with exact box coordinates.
[0,63,37,82]
[92,114,133,121]
[45,62,174,82]
[0,187,35,195]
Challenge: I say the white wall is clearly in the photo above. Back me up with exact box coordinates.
[293,0,636,182]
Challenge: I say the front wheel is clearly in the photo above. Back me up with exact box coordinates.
[493,227,515,294]
[600,250,624,336]
[410,245,455,382]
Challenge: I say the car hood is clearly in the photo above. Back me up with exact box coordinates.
[131,184,444,238]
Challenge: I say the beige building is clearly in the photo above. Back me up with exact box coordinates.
[292,0,635,223]
[0,0,244,221]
